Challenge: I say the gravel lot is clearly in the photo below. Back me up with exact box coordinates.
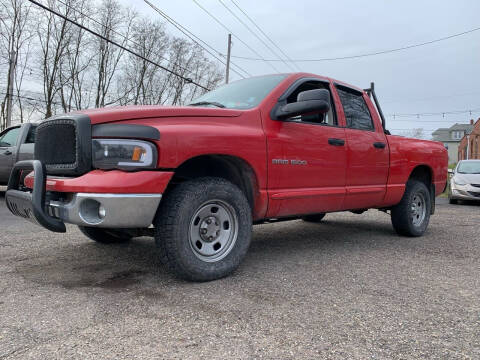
[1,188,479,359]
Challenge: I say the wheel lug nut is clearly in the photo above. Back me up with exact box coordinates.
[207,219,211,224]
[201,229,207,234]
[208,236,213,241]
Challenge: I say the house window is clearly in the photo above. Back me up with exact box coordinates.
[451,131,464,140]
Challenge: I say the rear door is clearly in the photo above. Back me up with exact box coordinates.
[335,85,389,209]
[0,126,21,184]
[265,79,347,217]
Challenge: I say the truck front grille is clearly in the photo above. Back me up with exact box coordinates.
[34,115,92,176]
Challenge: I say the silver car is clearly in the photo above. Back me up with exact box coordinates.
[448,160,480,204]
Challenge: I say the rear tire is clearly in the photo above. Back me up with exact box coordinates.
[391,180,431,237]
[154,177,252,282]
[302,213,326,223]
[78,226,132,244]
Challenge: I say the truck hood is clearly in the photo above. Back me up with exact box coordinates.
[75,105,243,125]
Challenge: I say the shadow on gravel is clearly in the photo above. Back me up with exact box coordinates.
[14,217,399,291]
[452,200,480,207]
[15,237,166,291]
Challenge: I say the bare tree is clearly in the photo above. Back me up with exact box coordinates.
[93,0,135,107]
[0,0,225,125]
[36,0,80,118]
[118,17,169,105]
[403,128,426,139]
[57,0,94,112]
[0,0,34,129]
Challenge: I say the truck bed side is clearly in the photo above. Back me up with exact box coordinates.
[383,135,448,207]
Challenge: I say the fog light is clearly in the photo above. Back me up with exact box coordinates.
[98,205,106,219]
[79,199,104,225]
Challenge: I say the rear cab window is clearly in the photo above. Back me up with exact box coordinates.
[26,125,37,144]
[336,86,374,131]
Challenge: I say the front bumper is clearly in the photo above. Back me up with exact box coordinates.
[48,193,161,228]
[449,183,480,201]
[6,160,164,232]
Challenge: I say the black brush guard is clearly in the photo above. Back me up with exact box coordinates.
[5,160,66,233]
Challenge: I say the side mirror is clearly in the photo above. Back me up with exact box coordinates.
[448,169,454,175]
[274,89,330,120]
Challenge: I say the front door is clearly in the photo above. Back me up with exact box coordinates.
[264,80,347,217]
[0,127,20,184]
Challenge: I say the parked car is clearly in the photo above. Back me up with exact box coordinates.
[5,73,448,281]
[448,160,480,204]
[0,123,37,185]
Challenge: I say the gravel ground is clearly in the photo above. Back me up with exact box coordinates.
[0,189,479,359]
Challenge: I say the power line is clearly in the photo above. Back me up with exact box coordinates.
[0,91,61,105]
[386,107,480,118]
[217,0,295,72]
[191,0,281,73]
[144,0,250,79]
[230,25,480,62]
[54,0,214,83]
[229,0,301,71]
[28,0,210,91]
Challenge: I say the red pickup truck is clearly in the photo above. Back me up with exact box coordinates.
[6,73,448,281]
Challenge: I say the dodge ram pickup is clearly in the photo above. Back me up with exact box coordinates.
[5,73,448,281]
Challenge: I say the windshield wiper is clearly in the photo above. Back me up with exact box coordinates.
[189,101,225,108]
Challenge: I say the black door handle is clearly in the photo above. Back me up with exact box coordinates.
[3,150,12,155]
[373,142,386,149]
[328,138,345,146]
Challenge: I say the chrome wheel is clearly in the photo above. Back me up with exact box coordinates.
[189,200,238,262]
[411,192,426,227]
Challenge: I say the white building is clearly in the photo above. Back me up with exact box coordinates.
[432,121,474,164]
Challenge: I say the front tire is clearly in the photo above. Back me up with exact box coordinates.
[155,177,252,282]
[78,226,132,244]
[391,180,431,237]
[449,198,458,204]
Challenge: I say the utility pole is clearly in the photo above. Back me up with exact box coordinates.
[466,134,470,160]
[6,48,16,129]
[225,33,232,84]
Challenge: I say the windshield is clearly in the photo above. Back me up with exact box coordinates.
[190,74,287,110]
[457,161,480,174]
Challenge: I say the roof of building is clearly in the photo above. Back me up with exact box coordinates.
[432,123,473,142]
[450,123,474,132]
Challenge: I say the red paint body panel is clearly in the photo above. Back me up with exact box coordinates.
[38,72,447,220]
[25,170,173,194]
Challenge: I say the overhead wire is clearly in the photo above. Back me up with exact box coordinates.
[217,0,295,72]
[191,0,281,73]
[144,0,250,79]
[229,25,480,62]
[229,0,301,71]
[54,0,216,83]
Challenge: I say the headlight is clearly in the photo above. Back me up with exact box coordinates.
[453,177,467,186]
[92,139,157,170]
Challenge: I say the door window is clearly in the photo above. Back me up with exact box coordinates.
[0,127,20,147]
[285,81,336,126]
[336,87,374,131]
